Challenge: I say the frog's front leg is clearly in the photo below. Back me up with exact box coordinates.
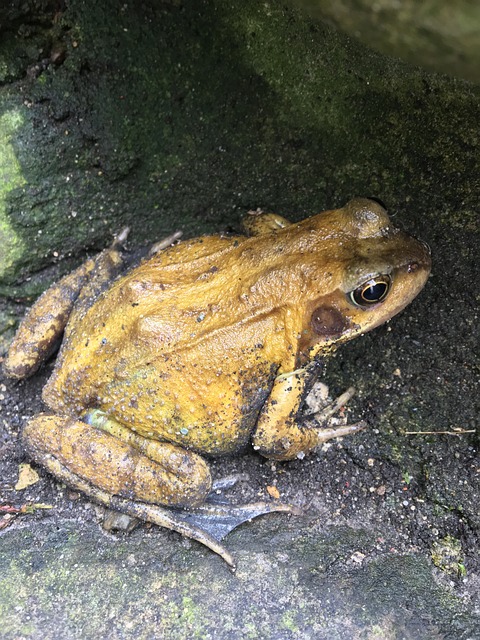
[242,210,292,236]
[252,368,366,461]
[4,239,125,379]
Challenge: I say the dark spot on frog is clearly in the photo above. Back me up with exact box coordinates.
[311,306,348,339]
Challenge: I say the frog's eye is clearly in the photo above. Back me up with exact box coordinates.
[349,276,391,307]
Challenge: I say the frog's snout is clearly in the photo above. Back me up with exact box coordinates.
[408,236,432,274]
[419,238,431,256]
[412,237,431,263]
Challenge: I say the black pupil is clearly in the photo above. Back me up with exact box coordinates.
[363,282,387,302]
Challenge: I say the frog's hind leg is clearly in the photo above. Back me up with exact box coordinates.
[23,413,213,510]
[23,413,299,567]
[83,409,300,561]
[3,235,127,380]
[22,413,241,565]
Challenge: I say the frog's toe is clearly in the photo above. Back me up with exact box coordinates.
[210,473,250,492]
[306,385,356,420]
[310,420,368,446]
[101,508,139,533]
[148,230,183,255]
[303,385,368,445]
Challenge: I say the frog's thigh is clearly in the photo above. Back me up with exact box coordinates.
[252,370,318,461]
[4,246,124,380]
[23,415,212,508]
[4,259,96,378]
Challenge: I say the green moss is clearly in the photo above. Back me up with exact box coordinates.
[431,535,466,577]
[280,609,300,632]
[0,109,26,280]
[0,306,18,354]
[1,523,477,640]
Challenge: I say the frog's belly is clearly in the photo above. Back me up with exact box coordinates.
[46,358,277,457]
[103,365,275,456]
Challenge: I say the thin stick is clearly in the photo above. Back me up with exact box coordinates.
[404,429,476,436]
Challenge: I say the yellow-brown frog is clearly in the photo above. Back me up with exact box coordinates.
[4,198,431,566]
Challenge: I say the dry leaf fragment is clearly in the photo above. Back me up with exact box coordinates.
[266,485,280,500]
[15,463,40,490]
[0,514,15,530]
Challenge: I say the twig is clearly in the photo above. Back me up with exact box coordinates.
[404,429,476,436]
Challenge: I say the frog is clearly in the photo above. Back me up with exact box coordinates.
[4,198,431,567]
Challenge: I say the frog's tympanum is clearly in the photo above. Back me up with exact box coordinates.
[4,198,431,566]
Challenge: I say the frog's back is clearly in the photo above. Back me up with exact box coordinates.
[41,216,341,423]
[42,232,288,454]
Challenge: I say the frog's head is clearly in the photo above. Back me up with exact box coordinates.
[295,198,431,365]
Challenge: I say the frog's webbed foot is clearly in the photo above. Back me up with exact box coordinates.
[170,500,301,550]
[174,472,301,545]
[303,385,368,446]
[101,474,300,547]
[100,474,300,565]
[41,456,237,567]
[37,457,298,569]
